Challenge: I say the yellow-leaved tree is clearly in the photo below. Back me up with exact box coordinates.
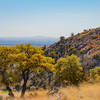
[9,44,54,97]
[0,46,17,97]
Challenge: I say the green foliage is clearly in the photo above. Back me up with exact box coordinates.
[55,54,84,85]
[68,47,78,56]
[15,84,20,91]
[90,67,100,80]
[94,54,100,60]
[60,36,65,41]
[30,70,53,89]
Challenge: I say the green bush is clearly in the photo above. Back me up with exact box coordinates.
[55,54,85,86]
[90,67,100,80]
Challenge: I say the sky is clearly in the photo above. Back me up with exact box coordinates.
[0,0,100,38]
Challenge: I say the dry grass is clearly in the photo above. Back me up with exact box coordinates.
[60,82,100,100]
[1,82,100,100]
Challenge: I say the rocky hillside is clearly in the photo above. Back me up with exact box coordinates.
[45,27,100,68]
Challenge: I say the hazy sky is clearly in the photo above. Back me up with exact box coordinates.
[0,0,100,37]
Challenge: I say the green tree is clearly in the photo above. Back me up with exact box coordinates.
[55,54,84,86]
[60,36,65,41]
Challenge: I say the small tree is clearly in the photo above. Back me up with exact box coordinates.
[60,36,65,43]
[71,32,74,37]
[55,54,84,86]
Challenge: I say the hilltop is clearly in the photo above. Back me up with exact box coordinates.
[45,27,100,68]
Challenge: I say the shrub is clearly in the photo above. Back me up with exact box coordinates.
[90,67,100,80]
[55,54,85,86]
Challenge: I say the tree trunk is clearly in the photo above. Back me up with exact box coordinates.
[1,70,14,97]
[21,80,27,97]
[21,71,29,97]
[6,86,14,97]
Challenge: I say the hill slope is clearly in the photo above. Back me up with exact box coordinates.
[45,27,100,68]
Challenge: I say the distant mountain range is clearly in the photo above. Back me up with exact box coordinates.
[0,36,58,46]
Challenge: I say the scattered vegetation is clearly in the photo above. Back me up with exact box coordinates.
[1,27,100,99]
